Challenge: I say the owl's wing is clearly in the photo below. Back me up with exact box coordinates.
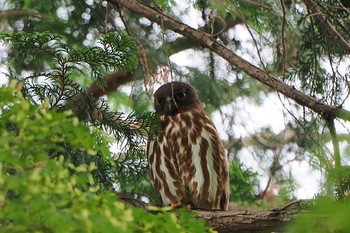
[169,109,229,210]
[147,137,189,206]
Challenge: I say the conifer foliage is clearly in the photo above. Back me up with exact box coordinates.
[0,31,155,189]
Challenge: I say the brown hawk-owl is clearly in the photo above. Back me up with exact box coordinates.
[147,82,230,210]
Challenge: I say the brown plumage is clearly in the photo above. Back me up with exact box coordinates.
[147,82,230,210]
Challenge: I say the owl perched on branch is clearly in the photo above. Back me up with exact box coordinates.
[147,82,230,210]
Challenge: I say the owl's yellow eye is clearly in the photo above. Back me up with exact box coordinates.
[175,92,186,100]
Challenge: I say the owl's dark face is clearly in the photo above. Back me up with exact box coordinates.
[153,82,202,116]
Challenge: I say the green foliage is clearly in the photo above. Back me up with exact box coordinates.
[0,81,114,190]
[1,31,138,87]
[229,161,259,205]
[327,166,350,200]
[276,177,297,201]
[0,83,213,233]
[288,197,350,233]
[0,31,153,190]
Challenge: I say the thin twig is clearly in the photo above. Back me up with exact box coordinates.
[104,1,109,33]
[114,2,152,92]
[309,8,318,98]
[241,0,273,10]
[279,0,286,74]
[230,0,268,73]
[151,0,174,82]
[325,32,337,106]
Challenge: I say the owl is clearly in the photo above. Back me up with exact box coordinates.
[147,82,230,210]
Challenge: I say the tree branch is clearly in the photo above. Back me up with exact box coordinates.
[118,193,309,233]
[86,71,133,98]
[111,0,350,122]
[197,207,297,233]
[0,10,48,20]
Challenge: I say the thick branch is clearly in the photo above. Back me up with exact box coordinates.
[198,207,297,233]
[111,0,350,122]
[304,0,350,54]
[86,71,132,98]
[119,194,308,233]
[0,10,48,20]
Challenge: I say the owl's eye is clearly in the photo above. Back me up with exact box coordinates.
[175,92,186,100]
[156,98,164,105]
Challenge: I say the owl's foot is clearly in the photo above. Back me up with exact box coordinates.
[170,202,182,209]
[170,203,192,210]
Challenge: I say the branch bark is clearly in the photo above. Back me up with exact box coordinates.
[87,71,133,98]
[111,0,350,122]
[119,193,308,233]
[197,207,297,233]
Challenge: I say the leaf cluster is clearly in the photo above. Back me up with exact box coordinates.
[229,161,260,205]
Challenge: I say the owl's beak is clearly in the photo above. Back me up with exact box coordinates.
[164,97,178,115]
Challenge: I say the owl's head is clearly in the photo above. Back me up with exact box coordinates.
[153,82,202,116]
